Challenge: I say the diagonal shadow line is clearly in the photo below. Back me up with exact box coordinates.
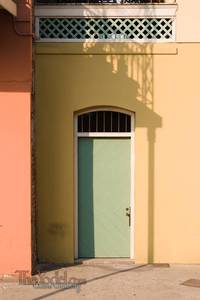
[32,264,147,300]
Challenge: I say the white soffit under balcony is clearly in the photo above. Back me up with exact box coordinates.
[35,4,177,18]
[0,0,16,16]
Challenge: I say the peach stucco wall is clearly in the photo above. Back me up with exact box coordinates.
[177,0,200,42]
[0,93,31,274]
[0,6,31,274]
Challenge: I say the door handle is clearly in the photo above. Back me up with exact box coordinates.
[126,207,131,226]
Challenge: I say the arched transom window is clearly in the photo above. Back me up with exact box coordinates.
[78,111,131,133]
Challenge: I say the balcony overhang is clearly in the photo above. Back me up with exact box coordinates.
[35,4,177,18]
[0,0,16,16]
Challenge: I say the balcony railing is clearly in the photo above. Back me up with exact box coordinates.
[35,0,177,42]
[36,0,176,4]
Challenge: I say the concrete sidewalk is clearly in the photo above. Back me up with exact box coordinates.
[1,263,200,300]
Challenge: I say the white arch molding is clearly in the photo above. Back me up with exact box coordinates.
[74,107,135,260]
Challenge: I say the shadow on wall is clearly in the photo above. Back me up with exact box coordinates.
[36,26,163,265]
[37,42,162,262]
[0,1,34,273]
[79,42,162,263]
[0,1,32,93]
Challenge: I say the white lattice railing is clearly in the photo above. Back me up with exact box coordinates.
[36,0,176,4]
[37,17,174,41]
[35,4,177,42]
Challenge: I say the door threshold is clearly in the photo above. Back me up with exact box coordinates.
[75,258,135,265]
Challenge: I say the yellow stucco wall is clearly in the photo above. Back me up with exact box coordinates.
[35,42,200,264]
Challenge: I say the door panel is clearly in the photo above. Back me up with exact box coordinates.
[78,138,131,258]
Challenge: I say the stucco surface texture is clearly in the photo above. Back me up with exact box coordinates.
[0,92,31,274]
[35,42,200,264]
[0,9,32,274]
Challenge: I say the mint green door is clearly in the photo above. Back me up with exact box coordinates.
[78,138,131,258]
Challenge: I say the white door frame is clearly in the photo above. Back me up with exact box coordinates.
[74,107,135,259]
